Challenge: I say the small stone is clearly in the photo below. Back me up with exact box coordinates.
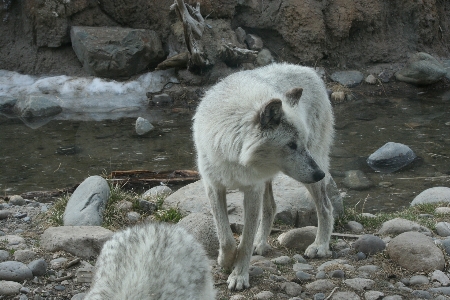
[330,269,345,278]
[0,210,11,220]
[138,200,157,214]
[330,70,364,87]
[271,256,291,265]
[344,278,375,291]
[0,250,9,262]
[281,282,302,296]
[436,222,450,237]
[314,293,326,300]
[305,279,336,292]
[19,286,30,294]
[152,94,172,106]
[27,259,47,277]
[296,271,312,281]
[367,142,416,173]
[435,207,450,214]
[378,218,431,235]
[254,291,273,299]
[256,49,274,66]
[0,280,22,296]
[116,200,133,211]
[345,221,364,233]
[127,211,141,223]
[50,258,68,270]
[9,195,26,206]
[293,263,313,272]
[357,265,379,276]
[245,34,263,51]
[364,290,384,300]
[0,261,33,282]
[411,290,432,299]
[431,270,450,286]
[332,291,361,300]
[248,266,264,277]
[411,187,450,206]
[409,275,429,285]
[365,74,377,84]
[54,285,65,291]
[293,254,307,263]
[343,170,374,190]
[76,266,94,283]
[142,185,172,200]
[353,235,386,255]
[355,252,367,261]
[316,270,327,279]
[135,117,155,135]
[13,250,36,263]
[269,274,286,282]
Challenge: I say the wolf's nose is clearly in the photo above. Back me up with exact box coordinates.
[313,170,325,182]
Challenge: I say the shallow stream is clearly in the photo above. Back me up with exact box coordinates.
[1,72,449,213]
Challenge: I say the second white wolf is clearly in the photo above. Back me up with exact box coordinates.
[84,222,216,300]
[193,63,335,290]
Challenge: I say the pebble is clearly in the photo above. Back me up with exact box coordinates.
[50,258,68,269]
[305,279,336,292]
[332,291,360,300]
[431,270,450,286]
[0,250,9,262]
[281,282,302,296]
[345,221,364,233]
[344,278,375,291]
[0,261,33,282]
[411,290,432,299]
[355,252,366,261]
[0,280,22,296]
[314,293,326,300]
[364,290,384,300]
[254,291,274,299]
[296,271,312,281]
[330,269,345,278]
[409,275,429,285]
[28,259,47,277]
[9,195,26,206]
[0,210,11,220]
[13,250,36,262]
[293,263,313,272]
[293,254,307,263]
[271,256,291,265]
[436,222,450,237]
[315,271,327,279]
[135,117,155,135]
[249,266,264,276]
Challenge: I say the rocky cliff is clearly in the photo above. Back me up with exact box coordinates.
[1,0,449,76]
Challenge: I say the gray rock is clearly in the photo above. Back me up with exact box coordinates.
[411,290,432,299]
[342,170,374,190]
[138,200,157,214]
[365,74,377,85]
[271,256,291,265]
[152,93,173,106]
[0,261,33,282]
[135,117,154,135]
[436,222,450,237]
[428,287,450,295]
[395,52,446,85]
[357,265,379,276]
[14,95,62,120]
[63,175,110,226]
[355,252,366,260]
[344,278,375,291]
[315,271,327,279]
[293,263,314,272]
[142,185,172,200]
[0,210,11,220]
[332,291,360,300]
[330,70,364,87]
[235,27,246,44]
[13,250,36,263]
[305,279,336,292]
[254,291,273,299]
[435,207,450,214]
[71,26,165,78]
[411,187,450,206]
[330,270,345,278]
[27,259,47,277]
[387,231,445,272]
[367,142,416,173]
[378,218,431,235]
[278,226,317,252]
[256,49,274,66]
[381,296,402,300]
[177,213,219,259]
[409,275,429,285]
[353,234,386,255]
[281,282,302,296]
[363,290,384,300]
[50,257,68,269]
[296,271,312,281]
[127,211,141,223]
[442,239,450,255]
[0,250,9,262]
[317,259,347,272]
[0,96,17,114]
[40,226,113,259]
[8,195,26,206]
[345,221,364,233]
[1,235,26,250]
[269,274,286,282]
[76,265,95,284]
[431,270,450,286]
[245,34,263,51]
[0,280,22,296]
[314,293,326,300]
[164,173,343,230]
[293,254,307,263]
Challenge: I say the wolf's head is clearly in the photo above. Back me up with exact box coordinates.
[241,87,325,184]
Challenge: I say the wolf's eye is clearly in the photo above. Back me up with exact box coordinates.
[287,142,297,150]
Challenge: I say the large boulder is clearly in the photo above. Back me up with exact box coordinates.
[367,142,416,173]
[63,176,110,226]
[40,226,114,259]
[411,187,450,206]
[70,26,165,78]
[395,52,446,85]
[164,173,343,232]
[387,231,445,272]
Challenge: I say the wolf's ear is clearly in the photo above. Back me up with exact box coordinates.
[285,87,303,106]
[260,98,282,130]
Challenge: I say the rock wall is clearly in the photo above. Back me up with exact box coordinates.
[0,0,449,76]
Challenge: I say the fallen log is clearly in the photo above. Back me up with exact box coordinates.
[109,169,200,189]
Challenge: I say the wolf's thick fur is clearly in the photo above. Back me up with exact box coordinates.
[84,222,216,300]
[193,63,335,290]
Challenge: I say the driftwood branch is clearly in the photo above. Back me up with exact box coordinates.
[220,44,258,66]
[170,0,210,69]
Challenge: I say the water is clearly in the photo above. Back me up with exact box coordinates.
[1,78,449,212]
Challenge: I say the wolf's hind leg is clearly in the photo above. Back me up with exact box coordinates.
[304,176,333,258]
[206,183,237,270]
[253,181,276,255]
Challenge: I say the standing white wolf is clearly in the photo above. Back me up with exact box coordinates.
[193,63,335,290]
[84,222,216,300]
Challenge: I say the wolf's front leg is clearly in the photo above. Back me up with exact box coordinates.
[227,185,264,290]
[253,181,276,255]
[205,183,237,270]
[304,178,333,258]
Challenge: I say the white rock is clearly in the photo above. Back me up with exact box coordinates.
[378,218,431,235]
[431,270,450,286]
[364,290,384,300]
[411,187,450,206]
[344,278,375,291]
[135,117,154,135]
[436,222,450,237]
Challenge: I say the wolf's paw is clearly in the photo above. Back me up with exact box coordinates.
[218,247,237,270]
[304,243,332,258]
[227,272,250,291]
[253,242,272,256]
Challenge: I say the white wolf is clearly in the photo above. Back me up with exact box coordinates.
[84,222,216,300]
[193,63,335,290]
